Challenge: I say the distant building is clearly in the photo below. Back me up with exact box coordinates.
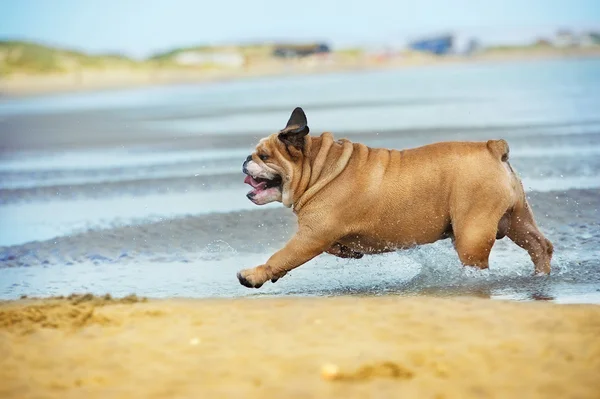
[408,35,454,55]
[464,38,482,55]
[580,31,600,47]
[272,43,330,58]
[535,38,552,47]
[554,30,578,47]
[174,51,245,68]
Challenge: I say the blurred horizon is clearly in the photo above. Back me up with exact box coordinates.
[1,0,599,58]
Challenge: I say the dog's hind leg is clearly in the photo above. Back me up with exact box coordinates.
[452,201,510,270]
[506,199,553,275]
[453,219,498,270]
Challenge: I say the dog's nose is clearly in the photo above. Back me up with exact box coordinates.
[242,155,252,174]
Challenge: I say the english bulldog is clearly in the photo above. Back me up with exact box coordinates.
[238,107,553,288]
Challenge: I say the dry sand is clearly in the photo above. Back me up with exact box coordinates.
[1,295,599,398]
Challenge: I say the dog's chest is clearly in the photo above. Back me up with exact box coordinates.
[338,235,402,254]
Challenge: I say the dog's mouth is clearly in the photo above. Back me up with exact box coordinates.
[244,174,283,197]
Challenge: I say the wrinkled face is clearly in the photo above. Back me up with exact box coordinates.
[242,138,284,205]
[242,106,309,206]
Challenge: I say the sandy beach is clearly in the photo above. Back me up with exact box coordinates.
[1,295,599,399]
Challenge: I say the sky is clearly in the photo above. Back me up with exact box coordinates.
[1,0,599,57]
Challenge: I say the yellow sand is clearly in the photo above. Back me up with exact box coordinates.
[1,294,599,398]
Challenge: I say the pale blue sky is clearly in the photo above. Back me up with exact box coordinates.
[1,0,599,57]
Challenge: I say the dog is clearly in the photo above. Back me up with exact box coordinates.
[238,107,553,288]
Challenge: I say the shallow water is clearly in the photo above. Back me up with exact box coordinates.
[1,242,598,304]
[0,187,280,246]
[1,58,599,303]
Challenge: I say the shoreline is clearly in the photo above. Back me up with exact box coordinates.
[1,294,599,398]
[2,49,600,99]
[1,187,597,266]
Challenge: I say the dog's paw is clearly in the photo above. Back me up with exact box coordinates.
[237,265,271,289]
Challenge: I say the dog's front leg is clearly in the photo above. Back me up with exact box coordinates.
[237,227,335,289]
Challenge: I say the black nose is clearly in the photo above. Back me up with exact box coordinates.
[242,155,252,174]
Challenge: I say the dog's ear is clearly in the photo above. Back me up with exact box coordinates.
[278,107,309,150]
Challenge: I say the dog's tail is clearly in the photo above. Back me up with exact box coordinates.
[488,139,525,207]
[486,139,509,162]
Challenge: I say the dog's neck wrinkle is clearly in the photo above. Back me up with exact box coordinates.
[293,133,354,212]
[307,135,333,187]
[293,152,312,206]
[291,136,322,206]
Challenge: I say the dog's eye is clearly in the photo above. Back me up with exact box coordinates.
[259,154,269,161]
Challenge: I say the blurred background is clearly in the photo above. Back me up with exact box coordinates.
[0,0,599,302]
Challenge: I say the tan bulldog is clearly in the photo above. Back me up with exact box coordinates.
[238,107,553,288]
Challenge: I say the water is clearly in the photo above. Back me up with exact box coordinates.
[1,58,599,302]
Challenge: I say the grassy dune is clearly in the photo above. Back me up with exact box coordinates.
[0,41,141,75]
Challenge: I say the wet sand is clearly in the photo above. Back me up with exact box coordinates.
[1,294,599,399]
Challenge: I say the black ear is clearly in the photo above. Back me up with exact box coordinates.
[278,107,309,150]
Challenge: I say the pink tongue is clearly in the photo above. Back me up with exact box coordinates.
[244,175,267,190]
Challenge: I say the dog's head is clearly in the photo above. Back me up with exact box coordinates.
[242,107,310,206]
